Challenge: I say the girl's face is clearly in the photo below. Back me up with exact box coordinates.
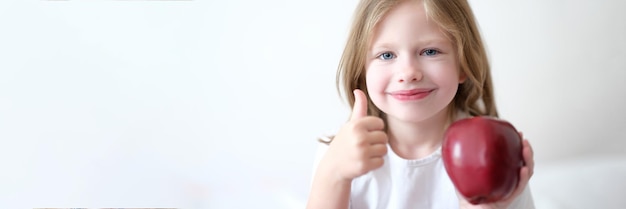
[365,0,464,123]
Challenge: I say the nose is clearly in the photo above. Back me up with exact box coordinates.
[397,58,422,83]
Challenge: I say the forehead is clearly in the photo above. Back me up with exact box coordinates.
[370,0,450,46]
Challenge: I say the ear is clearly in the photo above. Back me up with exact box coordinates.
[458,72,467,84]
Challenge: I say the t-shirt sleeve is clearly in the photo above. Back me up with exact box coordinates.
[507,185,536,209]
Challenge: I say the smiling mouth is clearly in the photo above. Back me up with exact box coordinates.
[389,89,434,101]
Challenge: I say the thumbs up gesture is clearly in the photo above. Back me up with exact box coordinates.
[320,89,389,181]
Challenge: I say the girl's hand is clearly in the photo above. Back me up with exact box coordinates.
[318,89,388,182]
[459,132,535,209]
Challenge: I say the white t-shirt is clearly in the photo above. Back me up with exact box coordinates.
[311,113,536,209]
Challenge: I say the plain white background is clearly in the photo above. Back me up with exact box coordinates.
[0,0,625,208]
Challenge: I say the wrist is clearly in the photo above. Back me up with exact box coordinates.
[318,162,354,185]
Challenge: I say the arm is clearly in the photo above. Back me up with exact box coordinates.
[306,141,351,209]
[306,90,387,209]
[306,160,352,209]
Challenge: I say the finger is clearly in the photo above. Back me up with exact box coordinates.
[368,143,388,157]
[503,140,533,203]
[523,139,534,177]
[367,156,385,170]
[350,89,368,121]
[518,166,531,194]
[506,166,531,201]
[358,117,385,131]
[367,130,388,144]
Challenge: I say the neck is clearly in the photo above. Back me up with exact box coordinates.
[386,107,452,160]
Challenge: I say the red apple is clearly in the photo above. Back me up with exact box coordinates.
[442,116,524,205]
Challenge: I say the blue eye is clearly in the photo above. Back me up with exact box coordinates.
[422,49,439,56]
[378,52,396,60]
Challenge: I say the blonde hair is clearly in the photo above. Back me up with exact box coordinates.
[321,0,497,143]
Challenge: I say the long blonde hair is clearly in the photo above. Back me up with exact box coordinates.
[323,0,497,143]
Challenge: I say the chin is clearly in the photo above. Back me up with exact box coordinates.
[381,102,451,124]
[385,109,439,123]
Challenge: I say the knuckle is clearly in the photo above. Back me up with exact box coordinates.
[373,159,384,168]
[349,121,359,129]
[344,121,360,133]
[355,161,368,173]
[354,135,367,147]
[375,118,385,126]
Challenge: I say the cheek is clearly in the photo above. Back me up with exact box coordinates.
[428,62,461,86]
[365,67,390,105]
[365,67,389,92]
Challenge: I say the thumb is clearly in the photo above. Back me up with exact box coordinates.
[350,89,368,121]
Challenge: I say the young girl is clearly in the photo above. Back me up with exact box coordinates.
[306,0,535,208]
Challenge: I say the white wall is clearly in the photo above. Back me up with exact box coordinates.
[0,0,624,208]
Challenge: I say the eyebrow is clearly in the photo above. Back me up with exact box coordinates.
[370,38,451,52]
